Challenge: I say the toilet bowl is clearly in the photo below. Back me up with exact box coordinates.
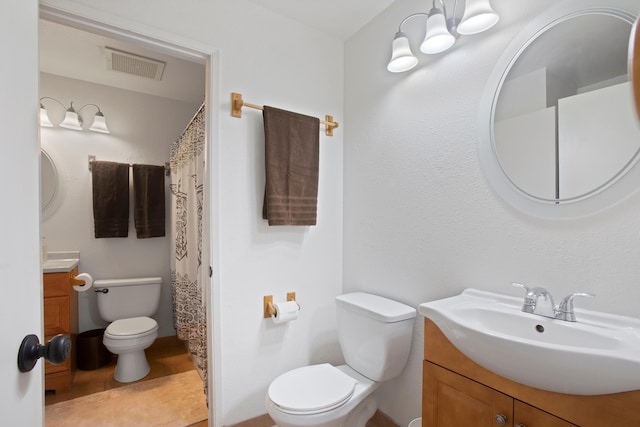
[94,277,162,383]
[266,292,416,427]
[103,316,159,382]
[266,364,379,427]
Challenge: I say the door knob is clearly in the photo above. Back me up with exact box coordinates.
[17,334,71,373]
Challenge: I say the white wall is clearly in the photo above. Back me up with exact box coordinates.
[345,0,640,425]
[41,0,345,424]
[40,72,201,337]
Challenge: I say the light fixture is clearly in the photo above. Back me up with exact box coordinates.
[39,97,110,134]
[387,0,499,72]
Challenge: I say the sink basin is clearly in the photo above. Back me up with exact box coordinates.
[419,288,640,395]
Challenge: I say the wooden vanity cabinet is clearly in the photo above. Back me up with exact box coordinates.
[43,267,78,393]
[422,318,640,427]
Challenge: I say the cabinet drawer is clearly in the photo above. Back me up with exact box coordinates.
[43,272,71,297]
[515,400,578,427]
[44,296,70,336]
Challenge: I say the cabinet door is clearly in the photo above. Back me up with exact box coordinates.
[43,296,70,336]
[514,400,578,427]
[423,361,513,427]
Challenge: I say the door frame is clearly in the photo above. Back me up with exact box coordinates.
[39,4,222,426]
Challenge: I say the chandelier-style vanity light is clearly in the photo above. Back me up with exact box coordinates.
[387,0,499,73]
[40,97,110,133]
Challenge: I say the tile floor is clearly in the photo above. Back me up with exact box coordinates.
[45,335,207,426]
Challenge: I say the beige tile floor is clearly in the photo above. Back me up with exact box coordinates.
[45,335,207,426]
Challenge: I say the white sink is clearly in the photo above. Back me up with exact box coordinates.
[419,288,640,395]
[42,258,79,273]
[42,251,79,273]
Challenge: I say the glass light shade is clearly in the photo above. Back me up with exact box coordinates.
[59,110,82,130]
[387,32,419,73]
[40,106,53,127]
[457,0,499,35]
[420,8,456,54]
[89,112,110,133]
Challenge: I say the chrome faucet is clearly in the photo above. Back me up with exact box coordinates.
[511,283,595,322]
[556,292,595,321]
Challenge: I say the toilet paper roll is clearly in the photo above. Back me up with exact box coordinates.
[73,273,94,292]
[271,301,299,324]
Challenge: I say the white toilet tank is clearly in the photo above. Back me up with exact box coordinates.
[335,292,416,382]
[94,277,162,322]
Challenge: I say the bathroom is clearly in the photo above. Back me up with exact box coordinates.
[5,0,640,426]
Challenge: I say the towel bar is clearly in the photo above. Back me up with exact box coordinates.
[88,155,171,176]
[231,92,339,137]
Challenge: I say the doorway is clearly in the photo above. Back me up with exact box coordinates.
[38,5,219,426]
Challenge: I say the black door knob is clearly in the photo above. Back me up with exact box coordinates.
[17,334,71,373]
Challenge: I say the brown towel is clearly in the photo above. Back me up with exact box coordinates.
[92,161,129,238]
[262,106,320,226]
[133,164,166,238]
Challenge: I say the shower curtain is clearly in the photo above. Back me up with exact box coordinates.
[170,104,207,395]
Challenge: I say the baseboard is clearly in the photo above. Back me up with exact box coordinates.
[229,410,399,427]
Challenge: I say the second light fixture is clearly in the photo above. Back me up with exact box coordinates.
[40,97,110,134]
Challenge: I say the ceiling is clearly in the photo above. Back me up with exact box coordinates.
[39,1,395,104]
[246,0,396,40]
[39,19,207,105]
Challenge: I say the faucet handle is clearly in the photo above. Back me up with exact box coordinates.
[511,282,536,313]
[557,292,595,322]
[511,282,531,293]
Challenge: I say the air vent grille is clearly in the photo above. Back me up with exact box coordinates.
[105,47,165,80]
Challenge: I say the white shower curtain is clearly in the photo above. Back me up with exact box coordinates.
[170,104,207,395]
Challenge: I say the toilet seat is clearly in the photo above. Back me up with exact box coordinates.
[105,316,158,340]
[268,364,357,415]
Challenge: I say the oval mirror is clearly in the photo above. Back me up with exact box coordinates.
[631,15,640,121]
[479,0,640,218]
[41,148,59,215]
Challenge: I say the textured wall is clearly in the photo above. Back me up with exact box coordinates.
[344,0,640,424]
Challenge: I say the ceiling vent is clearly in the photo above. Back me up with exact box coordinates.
[105,47,166,80]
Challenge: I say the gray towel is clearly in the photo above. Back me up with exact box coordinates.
[262,106,320,226]
[92,161,129,238]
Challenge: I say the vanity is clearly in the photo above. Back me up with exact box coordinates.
[43,255,79,393]
[419,289,640,427]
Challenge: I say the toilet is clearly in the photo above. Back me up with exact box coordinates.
[266,292,416,427]
[94,277,162,383]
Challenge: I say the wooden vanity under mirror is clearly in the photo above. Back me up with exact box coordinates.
[422,318,640,427]
[43,266,78,393]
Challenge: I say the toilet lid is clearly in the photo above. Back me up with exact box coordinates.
[106,316,158,337]
[268,364,357,414]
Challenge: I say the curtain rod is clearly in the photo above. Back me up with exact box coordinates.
[178,101,205,141]
[88,155,170,176]
[231,92,339,137]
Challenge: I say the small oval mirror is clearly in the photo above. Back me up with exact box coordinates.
[41,148,58,214]
[631,15,640,121]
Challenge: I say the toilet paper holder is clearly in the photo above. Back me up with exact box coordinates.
[264,293,300,318]
[70,276,86,287]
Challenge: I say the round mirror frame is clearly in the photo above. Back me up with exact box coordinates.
[631,14,640,121]
[478,0,640,219]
